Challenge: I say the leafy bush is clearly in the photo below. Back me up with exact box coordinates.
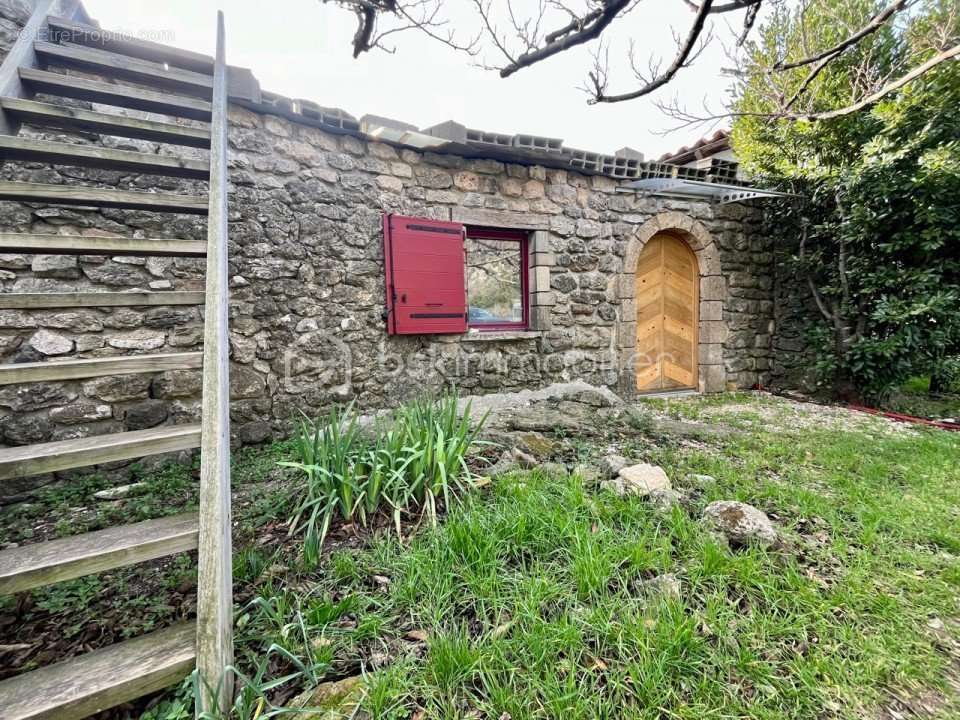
[732,2,960,401]
[282,394,487,564]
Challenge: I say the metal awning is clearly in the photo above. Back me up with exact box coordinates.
[618,178,794,204]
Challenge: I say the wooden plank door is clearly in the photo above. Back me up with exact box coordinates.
[635,233,699,392]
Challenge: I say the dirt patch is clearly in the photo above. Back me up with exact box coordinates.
[698,395,919,436]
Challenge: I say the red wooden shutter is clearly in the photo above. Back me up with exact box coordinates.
[383,213,467,335]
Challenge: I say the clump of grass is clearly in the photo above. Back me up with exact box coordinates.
[283,393,487,564]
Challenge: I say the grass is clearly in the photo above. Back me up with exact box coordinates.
[2,393,958,719]
[284,394,487,565]
[883,376,960,420]
[306,396,960,719]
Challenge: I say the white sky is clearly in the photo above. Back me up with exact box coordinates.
[81,0,745,158]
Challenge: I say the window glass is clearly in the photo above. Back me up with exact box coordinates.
[466,235,524,326]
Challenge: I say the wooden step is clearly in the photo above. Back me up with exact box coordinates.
[0,512,199,595]
[0,97,211,148]
[0,424,201,481]
[0,352,202,385]
[0,181,208,213]
[0,135,210,179]
[0,291,204,309]
[20,68,212,121]
[35,41,214,97]
[47,16,215,74]
[0,622,195,720]
[0,232,207,256]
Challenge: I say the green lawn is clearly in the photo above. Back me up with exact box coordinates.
[2,394,958,719]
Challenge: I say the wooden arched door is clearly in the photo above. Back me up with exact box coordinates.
[635,233,699,392]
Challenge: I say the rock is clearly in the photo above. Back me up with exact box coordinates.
[603,463,672,497]
[32,254,79,279]
[230,364,266,399]
[50,403,113,425]
[539,462,568,477]
[600,454,628,477]
[0,384,77,412]
[108,332,166,351]
[1,414,52,445]
[93,482,147,501]
[688,474,717,487]
[703,500,778,547]
[640,573,681,601]
[510,447,537,468]
[83,374,151,403]
[288,676,364,719]
[82,260,147,286]
[144,307,194,328]
[123,400,168,430]
[483,450,517,477]
[572,463,601,484]
[648,488,683,511]
[152,370,202,399]
[515,431,556,457]
[506,407,588,433]
[40,311,103,333]
[237,421,272,444]
[29,329,74,356]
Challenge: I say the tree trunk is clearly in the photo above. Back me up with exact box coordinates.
[929,372,946,397]
[832,370,861,403]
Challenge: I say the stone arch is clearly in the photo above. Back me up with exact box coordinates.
[616,212,726,395]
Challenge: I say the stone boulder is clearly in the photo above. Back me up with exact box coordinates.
[599,454,628,477]
[603,463,671,497]
[703,500,778,547]
[539,462,569,477]
[287,675,364,719]
[94,482,147,501]
[639,573,682,601]
[648,488,684,512]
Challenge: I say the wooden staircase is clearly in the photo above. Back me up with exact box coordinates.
[0,2,233,718]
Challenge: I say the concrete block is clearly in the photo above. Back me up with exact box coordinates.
[360,113,418,133]
[466,127,513,148]
[615,147,645,161]
[423,120,468,143]
[513,134,563,154]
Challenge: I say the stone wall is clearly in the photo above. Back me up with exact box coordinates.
[0,0,778,497]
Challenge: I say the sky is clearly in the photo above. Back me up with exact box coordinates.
[81,0,747,159]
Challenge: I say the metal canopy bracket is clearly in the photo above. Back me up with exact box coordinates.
[618,178,793,204]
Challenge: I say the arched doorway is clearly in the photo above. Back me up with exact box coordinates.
[635,232,699,392]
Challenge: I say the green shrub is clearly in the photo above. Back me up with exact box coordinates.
[282,394,487,564]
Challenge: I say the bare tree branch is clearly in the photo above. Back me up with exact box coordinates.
[792,42,959,120]
[776,0,910,70]
[658,41,960,127]
[321,0,949,125]
[588,0,715,103]
[493,0,635,78]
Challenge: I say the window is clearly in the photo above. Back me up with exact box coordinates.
[382,214,530,335]
[466,227,528,331]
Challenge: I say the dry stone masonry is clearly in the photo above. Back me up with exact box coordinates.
[0,0,787,498]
